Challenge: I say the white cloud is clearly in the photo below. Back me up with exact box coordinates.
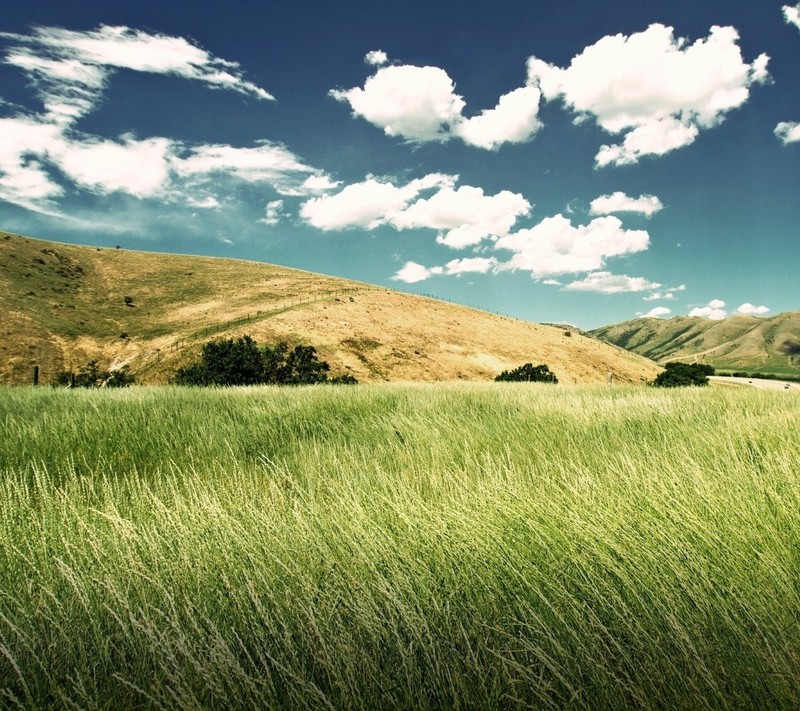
[689,299,727,319]
[393,261,442,283]
[300,174,454,230]
[784,4,800,31]
[644,306,672,318]
[391,256,498,283]
[736,303,770,316]
[0,25,334,216]
[332,54,543,149]
[454,86,543,149]
[390,184,530,247]
[589,191,663,217]
[495,215,650,277]
[300,175,529,247]
[528,24,770,166]
[260,199,285,226]
[775,121,800,145]
[52,134,174,198]
[187,195,220,209]
[443,256,498,275]
[564,271,661,293]
[1,25,272,125]
[365,50,388,66]
[330,64,465,142]
[0,117,65,212]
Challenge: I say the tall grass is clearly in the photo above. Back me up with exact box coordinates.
[1,384,798,709]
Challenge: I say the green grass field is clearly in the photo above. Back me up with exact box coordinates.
[1,384,799,709]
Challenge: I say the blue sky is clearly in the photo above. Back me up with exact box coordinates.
[1,1,798,328]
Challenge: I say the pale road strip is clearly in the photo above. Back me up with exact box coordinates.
[709,376,800,392]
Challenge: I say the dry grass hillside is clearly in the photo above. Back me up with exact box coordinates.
[590,313,800,377]
[1,231,660,385]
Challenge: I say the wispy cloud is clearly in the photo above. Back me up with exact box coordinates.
[564,271,661,294]
[589,192,663,217]
[0,25,336,220]
[1,25,272,125]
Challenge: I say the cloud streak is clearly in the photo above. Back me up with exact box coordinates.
[2,25,272,125]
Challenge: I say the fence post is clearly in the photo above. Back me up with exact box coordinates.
[32,365,39,386]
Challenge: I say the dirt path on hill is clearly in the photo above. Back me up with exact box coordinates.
[709,376,800,392]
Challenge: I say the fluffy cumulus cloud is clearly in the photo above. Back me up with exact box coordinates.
[644,306,672,318]
[564,271,661,293]
[0,26,336,216]
[453,86,543,150]
[736,303,770,315]
[495,215,650,278]
[528,24,770,166]
[784,4,800,31]
[331,52,542,149]
[644,285,685,301]
[301,174,530,247]
[392,261,442,283]
[689,299,727,319]
[390,184,531,248]
[589,192,664,217]
[775,121,800,145]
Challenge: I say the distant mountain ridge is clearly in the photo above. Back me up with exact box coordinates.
[589,312,800,377]
[0,231,660,385]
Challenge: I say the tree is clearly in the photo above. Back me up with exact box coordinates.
[495,363,558,383]
[284,344,330,384]
[651,362,714,387]
[173,336,354,386]
[174,336,265,386]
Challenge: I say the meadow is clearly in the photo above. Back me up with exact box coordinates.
[0,383,798,709]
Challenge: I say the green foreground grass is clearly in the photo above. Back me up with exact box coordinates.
[1,384,799,710]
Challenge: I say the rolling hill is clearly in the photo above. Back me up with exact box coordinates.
[0,230,660,386]
[589,312,800,377]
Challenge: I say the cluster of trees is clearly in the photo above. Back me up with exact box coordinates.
[495,363,558,383]
[651,362,714,387]
[54,360,136,388]
[173,336,357,386]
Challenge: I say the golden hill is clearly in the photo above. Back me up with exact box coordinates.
[589,313,800,377]
[1,231,659,385]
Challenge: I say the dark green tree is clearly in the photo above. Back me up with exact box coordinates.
[651,362,714,387]
[495,363,558,383]
[174,336,264,386]
[285,344,330,384]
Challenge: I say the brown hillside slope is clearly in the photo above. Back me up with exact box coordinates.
[1,231,659,385]
[589,313,800,376]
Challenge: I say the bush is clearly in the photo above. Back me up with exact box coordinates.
[53,359,136,388]
[495,363,558,383]
[652,362,714,388]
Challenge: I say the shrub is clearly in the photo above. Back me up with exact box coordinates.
[52,359,136,388]
[495,363,558,383]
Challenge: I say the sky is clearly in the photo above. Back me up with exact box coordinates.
[1,1,798,329]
